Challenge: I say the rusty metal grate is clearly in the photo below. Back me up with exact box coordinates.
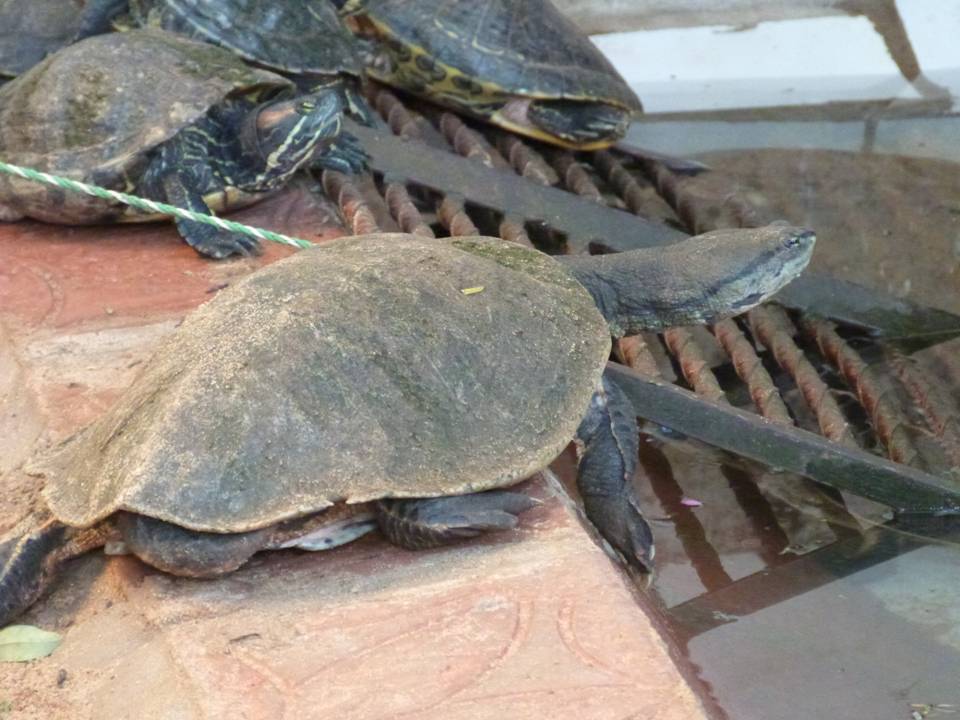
[313,84,960,525]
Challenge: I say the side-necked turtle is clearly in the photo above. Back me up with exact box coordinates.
[125,0,376,170]
[337,0,642,149]
[0,0,125,80]
[0,29,350,258]
[0,226,815,625]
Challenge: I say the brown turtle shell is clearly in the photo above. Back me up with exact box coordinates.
[39,235,610,532]
[0,29,291,224]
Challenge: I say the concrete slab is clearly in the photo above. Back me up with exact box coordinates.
[0,188,706,719]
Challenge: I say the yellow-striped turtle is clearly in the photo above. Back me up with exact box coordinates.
[0,226,815,625]
[338,0,642,149]
[0,30,350,258]
[126,0,376,169]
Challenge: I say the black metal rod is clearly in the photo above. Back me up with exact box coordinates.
[606,362,960,513]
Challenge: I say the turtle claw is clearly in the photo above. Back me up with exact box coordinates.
[376,491,538,550]
[313,132,369,175]
[185,225,262,260]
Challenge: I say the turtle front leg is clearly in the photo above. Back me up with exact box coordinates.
[158,171,260,259]
[376,492,537,550]
[141,141,260,259]
[312,132,370,175]
[575,374,654,571]
[1,513,113,626]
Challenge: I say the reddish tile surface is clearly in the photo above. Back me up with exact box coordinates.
[0,192,705,719]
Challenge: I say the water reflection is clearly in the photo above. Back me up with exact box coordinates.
[578,3,960,717]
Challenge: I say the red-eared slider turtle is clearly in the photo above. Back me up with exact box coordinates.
[0,226,815,625]
[0,0,125,80]
[0,29,351,258]
[337,0,642,149]
[125,0,376,171]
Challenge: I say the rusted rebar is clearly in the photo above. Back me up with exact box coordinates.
[496,134,559,186]
[800,316,922,467]
[888,349,960,467]
[436,195,479,236]
[438,113,504,169]
[384,182,435,238]
[322,171,381,235]
[663,327,727,403]
[551,153,604,203]
[372,88,424,140]
[613,335,663,378]
[593,151,651,216]
[747,306,857,445]
[711,318,794,425]
[498,216,535,248]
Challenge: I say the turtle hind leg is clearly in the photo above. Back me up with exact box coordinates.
[376,492,538,550]
[527,100,631,145]
[116,514,270,578]
[576,374,654,571]
[0,514,111,626]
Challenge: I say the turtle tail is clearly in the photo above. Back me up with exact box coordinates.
[0,513,106,627]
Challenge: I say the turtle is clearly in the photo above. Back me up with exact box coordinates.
[0,29,354,259]
[123,0,377,171]
[336,0,643,149]
[0,225,815,625]
[0,0,126,81]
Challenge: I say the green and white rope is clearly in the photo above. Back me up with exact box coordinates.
[0,159,313,250]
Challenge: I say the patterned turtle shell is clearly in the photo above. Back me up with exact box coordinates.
[129,0,364,78]
[0,29,293,224]
[344,0,640,111]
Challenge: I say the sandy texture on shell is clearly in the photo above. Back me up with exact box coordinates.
[0,29,289,223]
[37,234,610,532]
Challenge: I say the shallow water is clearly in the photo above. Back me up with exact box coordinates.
[590,4,960,718]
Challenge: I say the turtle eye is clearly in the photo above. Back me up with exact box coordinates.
[298,100,317,113]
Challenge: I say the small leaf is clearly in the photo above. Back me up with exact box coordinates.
[0,625,62,662]
[460,286,485,295]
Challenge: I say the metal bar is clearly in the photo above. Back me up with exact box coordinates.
[351,123,960,343]
[748,306,858,445]
[321,171,382,235]
[801,316,924,467]
[711,318,794,424]
[663,327,727,403]
[351,123,686,248]
[605,362,960,513]
[384,182,435,238]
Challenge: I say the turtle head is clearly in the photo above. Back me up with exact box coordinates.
[558,224,816,337]
[245,84,346,181]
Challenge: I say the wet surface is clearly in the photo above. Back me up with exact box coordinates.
[2,4,960,718]
[591,5,960,718]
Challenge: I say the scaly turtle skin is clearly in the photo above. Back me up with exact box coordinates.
[0,0,125,80]
[0,226,815,625]
[338,0,642,149]
[126,0,375,172]
[0,30,350,258]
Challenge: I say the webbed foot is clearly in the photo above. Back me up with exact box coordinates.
[576,375,654,571]
[376,491,537,550]
[313,132,370,175]
[181,220,261,260]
